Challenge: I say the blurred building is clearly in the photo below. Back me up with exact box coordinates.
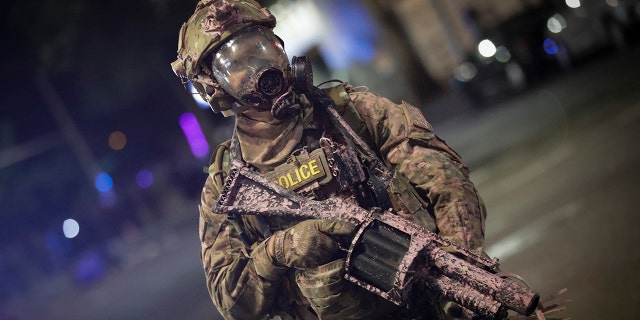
[373,0,542,84]
[267,0,545,104]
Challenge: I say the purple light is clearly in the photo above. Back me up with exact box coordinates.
[179,112,209,158]
[136,169,154,189]
[74,249,106,286]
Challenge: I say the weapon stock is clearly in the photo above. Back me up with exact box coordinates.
[213,161,540,319]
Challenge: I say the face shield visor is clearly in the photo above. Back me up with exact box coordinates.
[211,26,290,109]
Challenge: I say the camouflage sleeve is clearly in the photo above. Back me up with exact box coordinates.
[349,91,486,253]
[199,174,287,319]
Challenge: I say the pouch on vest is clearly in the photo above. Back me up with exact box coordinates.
[387,170,437,232]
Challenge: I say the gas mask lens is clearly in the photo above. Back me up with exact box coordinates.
[211,26,290,107]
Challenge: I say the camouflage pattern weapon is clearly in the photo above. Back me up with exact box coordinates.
[212,158,542,320]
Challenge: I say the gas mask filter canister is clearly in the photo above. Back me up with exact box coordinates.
[212,26,290,110]
[210,26,312,118]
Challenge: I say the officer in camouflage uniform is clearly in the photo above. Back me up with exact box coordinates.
[171,1,487,319]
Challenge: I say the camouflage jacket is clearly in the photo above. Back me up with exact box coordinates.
[198,83,487,319]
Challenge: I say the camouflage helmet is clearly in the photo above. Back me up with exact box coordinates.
[170,0,276,116]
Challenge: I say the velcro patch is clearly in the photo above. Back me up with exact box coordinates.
[264,148,332,191]
[402,101,432,131]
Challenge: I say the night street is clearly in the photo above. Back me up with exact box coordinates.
[478,89,640,319]
[446,45,640,319]
[471,70,640,319]
[3,42,638,320]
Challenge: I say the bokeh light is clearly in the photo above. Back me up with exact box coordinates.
[188,82,211,109]
[544,38,560,55]
[453,62,478,82]
[94,172,113,193]
[547,14,567,34]
[478,39,497,58]
[179,112,209,159]
[108,130,127,151]
[565,0,581,8]
[63,219,80,239]
[74,250,106,286]
[495,46,511,63]
[136,169,154,189]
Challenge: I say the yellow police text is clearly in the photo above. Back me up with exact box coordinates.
[275,159,322,189]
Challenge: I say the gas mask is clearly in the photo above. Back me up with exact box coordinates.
[210,26,312,119]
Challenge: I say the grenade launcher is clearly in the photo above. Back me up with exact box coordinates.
[212,159,540,319]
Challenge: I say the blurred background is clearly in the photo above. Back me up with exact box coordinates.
[1,0,639,319]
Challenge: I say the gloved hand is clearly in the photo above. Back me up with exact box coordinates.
[296,258,391,319]
[265,219,355,269]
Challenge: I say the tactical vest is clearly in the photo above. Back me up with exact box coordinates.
[207,83,436,244]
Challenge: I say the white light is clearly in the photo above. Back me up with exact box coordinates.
[547,14,567,33]
[271,1,325,58]
[188,82,211,109]
[63,219,80,239]
[478,39,497,58]
[605,0,619,7]
[565,0,581,9]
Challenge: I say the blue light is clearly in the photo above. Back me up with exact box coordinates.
[74,249,106,286]
[544,38,559,55]
[315,0,376,70]
[136,169,154,189]
[94,172,113,192]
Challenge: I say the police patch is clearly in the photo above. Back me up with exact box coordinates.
[264,148,332,191]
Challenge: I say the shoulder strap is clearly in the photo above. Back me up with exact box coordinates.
[321,83,379,156]
[323,84,363,131]
[312,86,388,178]
[206,128,243,187]
[319,85,437,231]
[207,139,232,193]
